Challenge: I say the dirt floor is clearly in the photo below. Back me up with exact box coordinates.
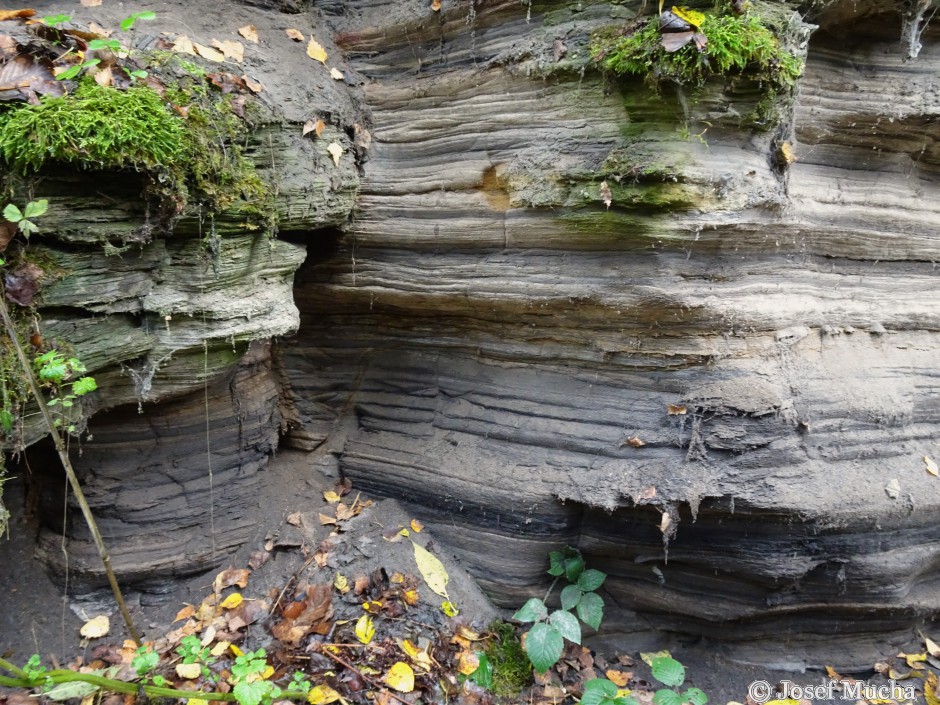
[1,449,929,704]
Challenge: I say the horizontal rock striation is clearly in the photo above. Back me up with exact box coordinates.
[279,0,940,667]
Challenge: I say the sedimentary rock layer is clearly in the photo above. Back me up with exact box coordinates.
[279,0,940,666]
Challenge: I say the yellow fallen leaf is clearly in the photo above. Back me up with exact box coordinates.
[307,685,341,705]
[327,143,343,166]
[334,574,350,594]
[927,672,940,705]
[413,541,449,598]
[307,38,328,63]
[441,600,459,617]
[904,651,927,668]
[355,614,375,644]
[640,650,671,667]
[80,615,110,639]
[456,651,479,675]
[238,25,259,44]
[390,572,405,584]
[779,140,797,165]
[410,519,424,533]
[400,639,433,670]
[230,644,245,657]
[432,0,442,9]
[384,662,415,693]
[319,512,337,525]
[671,5,705,27]
[402,588,420,606]
[189,700,209,705]
[330,67,344,81]
[323,490,341,502]
[176,662,202,680]
[211,39,244,62]
[172,35,197,56]
[174,604,195,623]
[194,42,225,62]
[210,641,230,657]
[926,637,940,657]
[220,593,243,610]
[926,455,939,476]
[285,28,304,42]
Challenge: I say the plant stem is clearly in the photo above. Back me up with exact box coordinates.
[542,576,559,604]
[0,291,141,645]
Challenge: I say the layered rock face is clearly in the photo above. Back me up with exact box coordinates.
[278,0,940,667]
[5,0,363,586]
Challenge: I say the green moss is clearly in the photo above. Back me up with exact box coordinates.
[592,3,803,93]
[0,82,185,173]
[484,621,533,698]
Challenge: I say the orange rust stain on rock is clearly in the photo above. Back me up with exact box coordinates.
[480,164,510,212]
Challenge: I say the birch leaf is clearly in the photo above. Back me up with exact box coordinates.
[412,541,449,598]
[330,67,344,81]
[384,662,415,693]
[194,42,225,62]
[285,28,304,42]
[355,614,375,644]
[925,455,939,476]
[238,25,259,44]
[307,38,327,63]
[80,615,110,638]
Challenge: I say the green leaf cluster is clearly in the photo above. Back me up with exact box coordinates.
[512,546,607,673]
[649,656,707,705]
[231,649,281,705]
[3,200,47,237]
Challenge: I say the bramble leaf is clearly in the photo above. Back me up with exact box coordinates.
[684,687,708,705]
[653,690,683,705]
[525,622,564,673]
[548,609,581,644]
[560,584,582,610]
[577,568,606,592]
[581,678,619,705]
[512,597,548,623]
[651,656,685,687]
[576,591,604,630]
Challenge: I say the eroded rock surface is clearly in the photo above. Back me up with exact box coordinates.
[278,0,940,668]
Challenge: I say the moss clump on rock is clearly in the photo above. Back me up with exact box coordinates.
[0,82,185,173]
[592,3,803,92]
[484,621,534,697]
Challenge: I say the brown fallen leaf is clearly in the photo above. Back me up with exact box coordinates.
[93,66,113,86]
[4,264,42,306]
[172,35,197,56]
[410,519,424,533]
[327,142,343,165]
[214,567,251,591]
[605,669,631,687]
[0,222,16,252]
[285,28,304,42]
[80,615,110,639]
[0,55,65,101]
[287,511,303,527]
[636,485,657,501]
[194,42,225,63]
[0,9,35,21]
[659,512,671,534]
[318,512,337,526]
[88,21,112,37]
[625,436,645,448]
[174,604,195,623]
[248,550,270,570]
[667,404,687,415]
[238,25,259,44]
[432,0,442,10]
[242,75,263,93]
[211,39,244,62]
[306,38,327,63]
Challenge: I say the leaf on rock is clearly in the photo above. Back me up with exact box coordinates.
[605,669,630,687]
[93,66,113,86]
[80,615,110,639]
[329,67,344,81]
[410,518,424,533]
[779,141,798,165]
[211,39,244,62]
[384,662,415,693]
[194,42,225,63]
[242,75,263,93]
[0,10,35,21]
[401,639,433,670]
[174,604,195,623]
[4,264,42,306]
[0,55,65,101]
[323,489,341,502]
[457,650,479,675]
[306,38,327,63]
[402,588,420,606]
[80,0,103,6]
[659,511,671,534]
[214,567,251,591]
[661,31,694,52]
[637,485,657,501]
[307,685,342,705]
[599,180,612,209]
[651,656,685,687]
[432,0,442,11]
[285,28,304,42]
[667,404,687,415]
[925,456,939,476]
[238,25,259,44]
[327,142,343,167]
[926,637,940,657]
[318,512,337,525]
[172,35,197,56]
[411,541,449,598]
[626,436,645,448]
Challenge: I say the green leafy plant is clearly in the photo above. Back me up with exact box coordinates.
[33,349,97,433]
[230,648,281,705]
[176,634,214,679]
[648,656,707,705]
[120,11,156,31]
[512,546,606,673]
[131,646,159,678]
[581,677,634,705]
[41,14,72,27]
[3,200,48,237]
